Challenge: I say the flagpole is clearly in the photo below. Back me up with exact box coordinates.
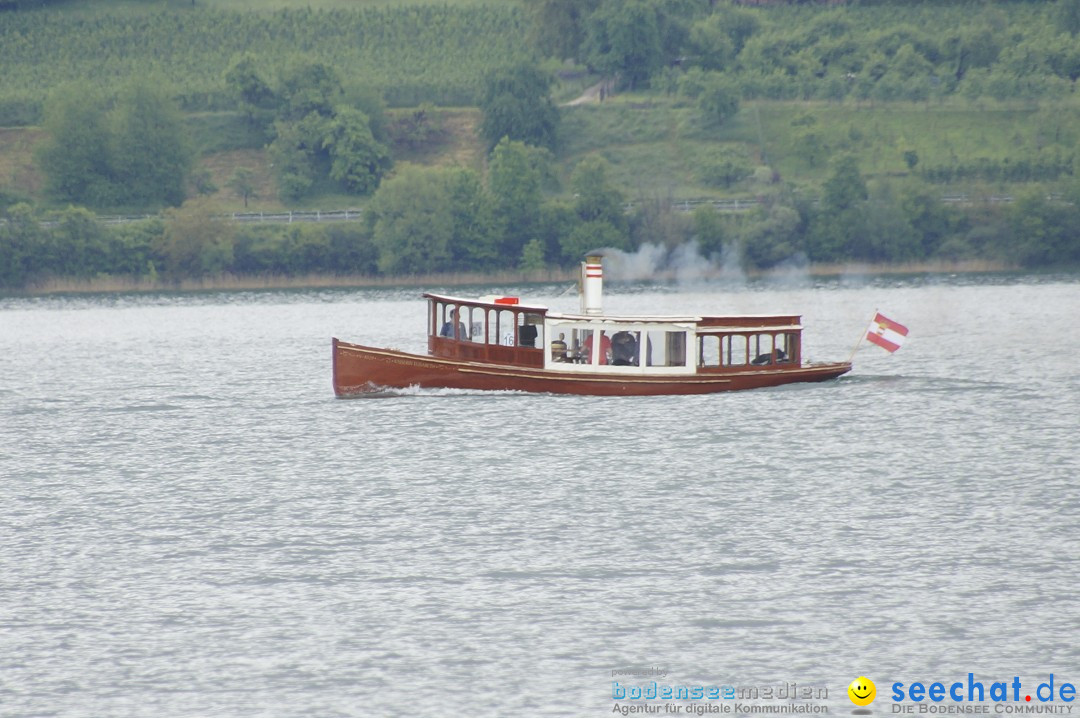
[846,310,875,364]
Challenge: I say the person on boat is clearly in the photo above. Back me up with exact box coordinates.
[440,309,468,340]
[611,331,638,365]
[519,314,540,347]
[583,331,612,365]
[751,348,787,365]
[551,333,568,361]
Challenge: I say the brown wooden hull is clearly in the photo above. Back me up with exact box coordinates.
[333,338,851,397]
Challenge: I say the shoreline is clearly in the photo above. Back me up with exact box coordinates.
[9,259,1016,297]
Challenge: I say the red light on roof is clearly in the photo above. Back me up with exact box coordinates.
[494,297,519,305]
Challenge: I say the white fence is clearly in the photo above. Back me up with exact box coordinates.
[17,195,1049,228]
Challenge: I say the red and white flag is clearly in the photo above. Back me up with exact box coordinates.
[866,312,909,353]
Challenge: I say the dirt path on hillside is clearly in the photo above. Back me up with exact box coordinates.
[562,81,609,106]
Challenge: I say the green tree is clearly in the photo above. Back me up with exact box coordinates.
[861,183,921,262]
[696,148,752,189]
[367,165,458,275]
[520,238,547,271]
[526,0,601,62]
[822,154,868,212]
[561,220,627,263]
[36,89,114,205]
[808,155,868,262]
[479,63,560,151]
[155,200,235,280]
[743,203,803,268]
[1008,188,1080,266]
[571,155,625,229]
[37,81,192,209]
[794,127,829,169]
[488,138,544,264]
[108,79,193,208]
[562,155,627,262]
[900,181,964,257]
[52,206,106,278]
[686,14,735,71]
[278,59,342,121]
[537,201,579,266]
[104,219,162,278]
[224,53,277,126]
[714,6,760,55]
[691,204,727,258]
[0,203,45,288]
[445,167,498,269]
[944,24,1002,82]
[586,0,664,89]
[1056,0,1080,37]
[191,167,218,197]
[322,107,392,195]
[697,72,739,127]
[227,168,257,208]
[268,112,329,201]
[343,83,390,146]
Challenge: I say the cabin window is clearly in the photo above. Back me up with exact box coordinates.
[486,309,498,345]
[699,334,721,367]
[750,333,772,364]
[466,306,484,342]
[579,329,610,365]
[610,330,640,366]
[723,335,748,366]
[781,332,799,360]
[437,302,468,341]
[519,313,543,348]
[644,330,688,367]
[749,333,791,364]
[779,332,797,362]
[489,309,512,346]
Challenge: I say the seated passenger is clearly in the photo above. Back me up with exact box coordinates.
[611,331,638,366]
[583,331,612,365]
[751,349,786,365]
[551,333,568,361]
[439,309,468,340]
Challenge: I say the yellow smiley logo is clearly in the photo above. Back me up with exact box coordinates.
[848,676,876,706]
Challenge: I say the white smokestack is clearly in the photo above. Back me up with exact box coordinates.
[581,254,603,315]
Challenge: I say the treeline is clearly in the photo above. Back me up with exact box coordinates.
[529,0,1080,103]
[0,203,379,289]
[0,5,527,125]
[4,153,1079,290]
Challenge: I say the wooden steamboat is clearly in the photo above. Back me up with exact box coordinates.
[332,256,851,397]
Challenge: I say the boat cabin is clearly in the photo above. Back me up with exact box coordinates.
[425,292,802,376]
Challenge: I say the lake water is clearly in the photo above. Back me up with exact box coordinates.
[2,272,1078,717]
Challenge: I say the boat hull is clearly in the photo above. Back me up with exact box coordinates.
[333,338,851,397]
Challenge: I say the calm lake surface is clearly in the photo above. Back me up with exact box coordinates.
[2,272,1078,717]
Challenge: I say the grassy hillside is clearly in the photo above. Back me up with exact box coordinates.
[0,128,44,203]
[4,96,1078,213]
[185,108,487,212]
[557,96,1080,200]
